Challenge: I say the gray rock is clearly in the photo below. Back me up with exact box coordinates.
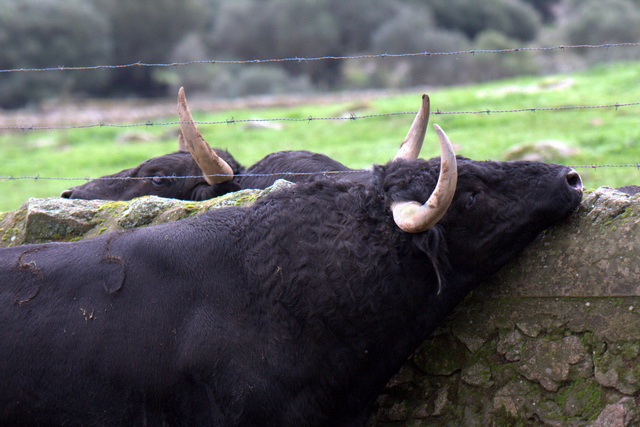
[1,179,294,247]
[514,336,586,392]
[589,397,637,427]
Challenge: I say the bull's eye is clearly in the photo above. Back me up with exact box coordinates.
[151,176,167,187]
[466,193,478,209]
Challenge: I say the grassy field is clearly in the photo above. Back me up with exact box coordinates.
[1,61,640,213]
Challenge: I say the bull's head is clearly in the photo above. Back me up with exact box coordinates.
[58,147,243,201]
[391,95,458,234]
[60,89,244,201]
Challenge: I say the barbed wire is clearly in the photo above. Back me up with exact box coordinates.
[572,164,640,169]
[0,171,361,182]
[2,164,640,183]
[2,42,640,184]
[1,43,640,74]
[2,102,640,132]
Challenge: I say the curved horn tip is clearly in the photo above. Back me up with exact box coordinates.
[393,93,431,161]
[178,87,186,106]
[391,122,458,233]
[433,124,455,155]
[419,94,430,115]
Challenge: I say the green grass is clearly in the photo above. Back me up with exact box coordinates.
[2,61,640,212]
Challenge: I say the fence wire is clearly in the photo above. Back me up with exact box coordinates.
[0,171,362,182]
[2,42,640,184]
[2,102,640,132]
[2,164,640,183]
[1,42,640,74]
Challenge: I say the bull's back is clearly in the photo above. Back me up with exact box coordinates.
[241,150,354,188]
[0,210,251,424]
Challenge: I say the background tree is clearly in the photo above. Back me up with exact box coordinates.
[93,0,208,97]
[209,0,397,88]
[1,0,638,107]
[521,0,563,22]
[564,0,640,45]
[471,30,540,81]
[326,0,398,53]
[268,0,341,85]
[0,0,112,108]
[429,0,541,42]
[561,0,640,64]
[207,0,272,61]
[369,5,473,87]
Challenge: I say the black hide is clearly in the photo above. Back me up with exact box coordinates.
[0,157,582,426]
[616,185,640,195]
[61,150,353,201]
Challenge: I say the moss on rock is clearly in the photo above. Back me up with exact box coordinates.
[0,179,294,248]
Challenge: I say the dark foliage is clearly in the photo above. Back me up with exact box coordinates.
[0,0,561,105]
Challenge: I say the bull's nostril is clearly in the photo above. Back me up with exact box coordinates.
[60,190,73,198]
[566,169,582,190]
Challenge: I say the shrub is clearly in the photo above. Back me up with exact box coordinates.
[565,0,640,45]
[369,6,473,87]
[430,0,541,42]
[93,0,208,97]
[210,0,341,86]
[159,32,220,94]
[470,30,541,81]
[562,0,640,64]
[209,65,315,98]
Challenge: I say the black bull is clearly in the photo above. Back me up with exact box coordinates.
[60,87,356,201]
[60,89,429,203]
[60,148,353,201]
[0,142,583,425]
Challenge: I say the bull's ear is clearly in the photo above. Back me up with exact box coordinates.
[177,87,234,185]
[393,94,430,161]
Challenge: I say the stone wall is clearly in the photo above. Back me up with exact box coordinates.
[1,184,638,426]
[370,187,640,426]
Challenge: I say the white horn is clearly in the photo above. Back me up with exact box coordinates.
[391,124,457,233]
[177,87,234,185]
[393,94,430,161]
